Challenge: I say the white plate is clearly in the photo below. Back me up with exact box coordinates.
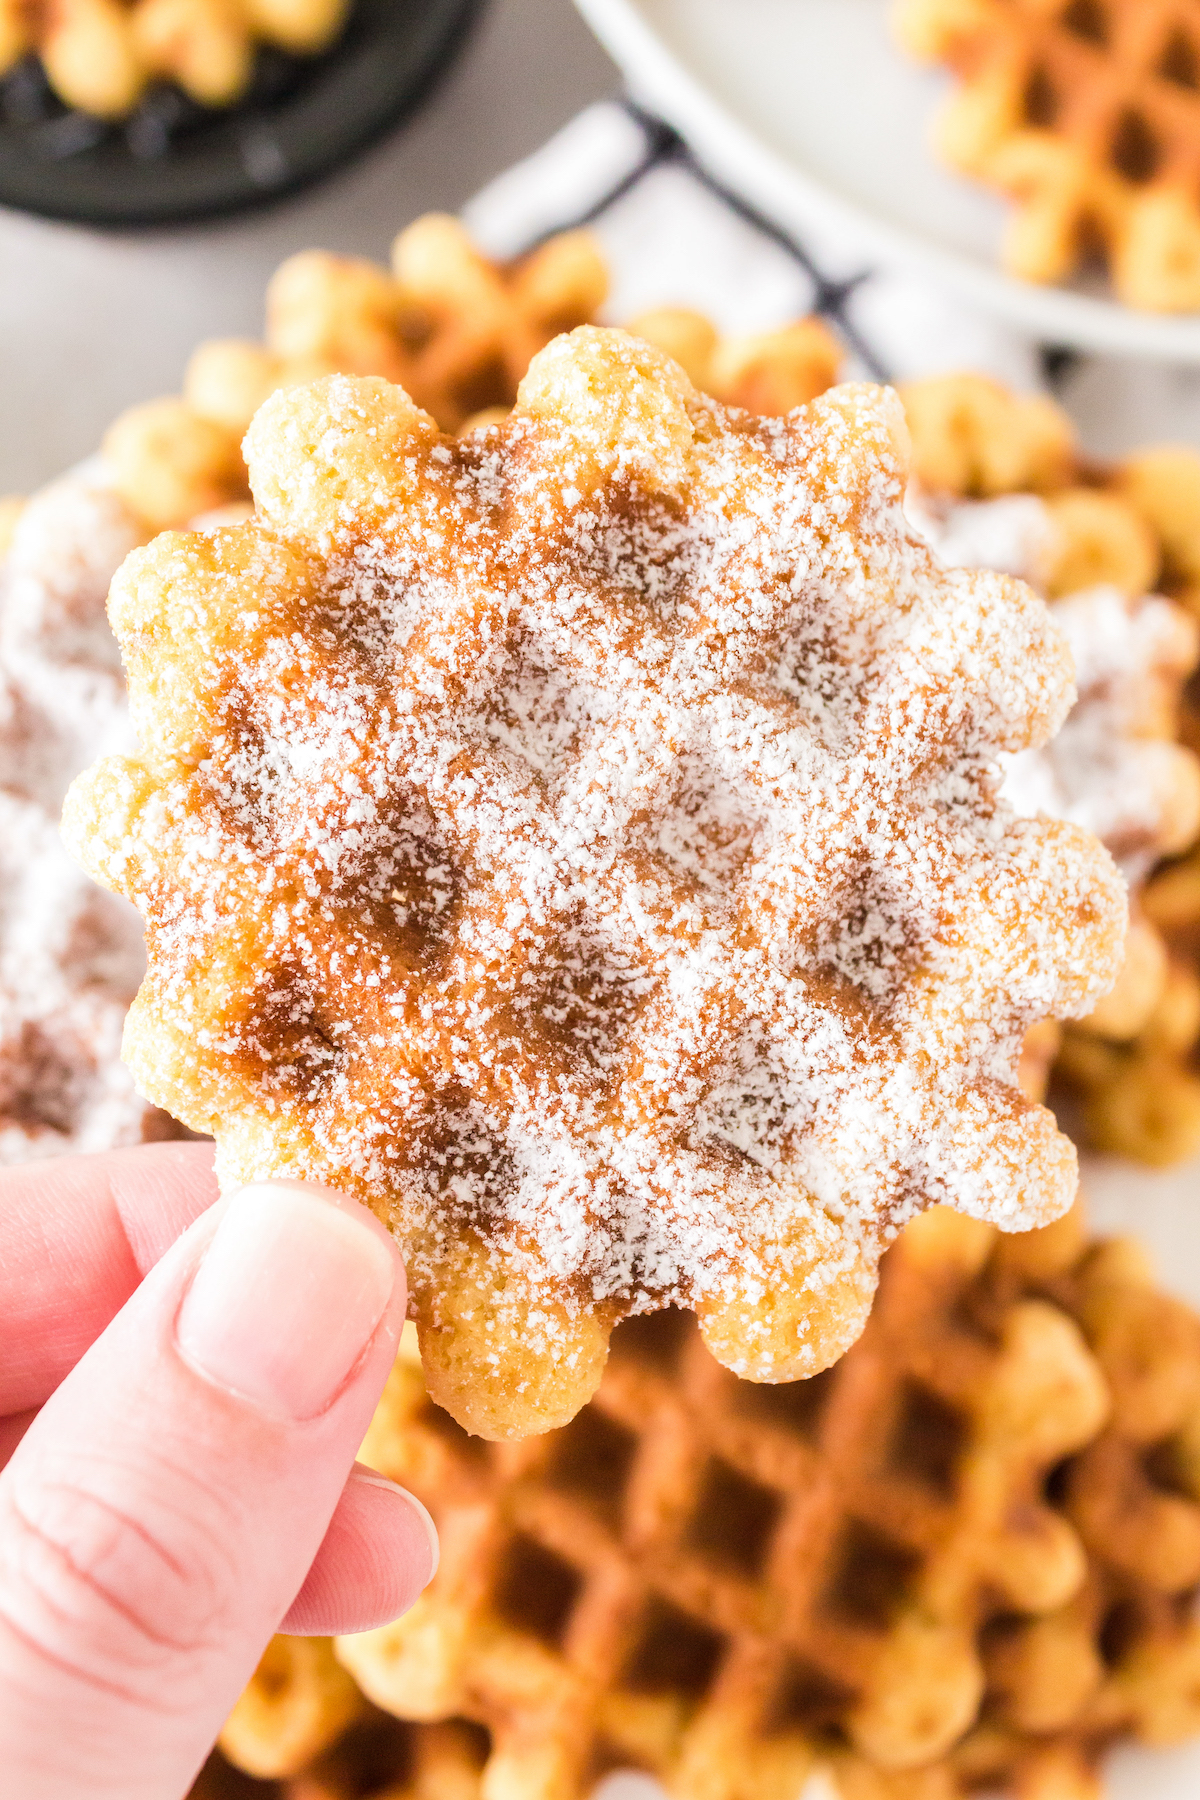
[573,0,1200,363]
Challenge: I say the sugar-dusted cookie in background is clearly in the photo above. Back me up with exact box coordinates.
[898,371,1200,1166]
[0,476,192,1157]
[65,328,1124,1437]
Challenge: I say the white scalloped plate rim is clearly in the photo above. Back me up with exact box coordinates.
[572,0,1200,364]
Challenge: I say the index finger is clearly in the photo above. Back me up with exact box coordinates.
[0,1141,218,1415]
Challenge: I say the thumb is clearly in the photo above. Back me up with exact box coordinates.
[0,1178,434,1800]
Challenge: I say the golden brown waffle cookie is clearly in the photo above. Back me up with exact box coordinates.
[102,216,609,529]
[967,1229,1200,1783]
[334,1209,1200,1800]
[196,1705,488,1800]
[100,214,844,534]
[198,1212,1200,1799]
[0,0,349,120]
[893,0,1200,310]
[64,330,1123,1437]
[340,1217,1107,1791]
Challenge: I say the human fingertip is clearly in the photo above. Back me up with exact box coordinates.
[348,1467,439,1584]
[278,1461,439,1634]
[176,1181,399,1420]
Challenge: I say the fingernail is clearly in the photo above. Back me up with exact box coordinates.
[177,1183,396,1419]
[352,1469,440,1583]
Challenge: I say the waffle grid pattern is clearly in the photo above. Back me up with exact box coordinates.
[340,1214,1110,1793]
[896,0,1200,308]
[65,332,1123,1437]
[201,1213,1200,1800]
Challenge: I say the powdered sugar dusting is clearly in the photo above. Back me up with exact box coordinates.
[66,334,1127,1362]
[0,475,182,1157]
[907,488,1200,884]
[1002,585,1200,881]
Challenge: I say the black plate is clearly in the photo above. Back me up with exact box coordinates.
[0,0,485,228]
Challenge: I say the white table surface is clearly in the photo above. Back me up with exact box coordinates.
[0,0,618,496]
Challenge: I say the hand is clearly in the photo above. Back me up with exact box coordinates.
[0,1143,438,1800]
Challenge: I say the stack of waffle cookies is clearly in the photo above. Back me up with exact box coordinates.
[4,218,1198,1171]
[197,1201,1200,1800]
[2,211,1199,1797]
[899,370,1200,1164]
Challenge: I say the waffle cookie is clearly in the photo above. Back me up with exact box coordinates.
[195,1644,488,1800]
[0,473,190,1157]
[100,214,841,533]
[0,226,838,1169]
[898,370,1200,1162]
[199,1213,1200,1799]
[623,307,843,422]
[323,1206,1200,1800]
[64,329,1123,1438]
[1065,833,1200,1162]
[217,1636,369,1780]
[893,0,1200,311]
[0,0,349,121]
[102,215,609,529]
[340,1208,1106,1790]
[950,1226,1200,1798]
